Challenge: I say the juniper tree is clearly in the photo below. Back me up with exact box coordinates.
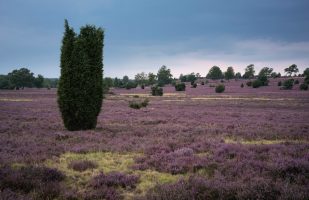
[58,20,104,131]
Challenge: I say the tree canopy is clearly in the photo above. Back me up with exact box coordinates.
[243,64,255,79]
[157,65,173,86]
[206,66,223,80]
[284,64,299,76]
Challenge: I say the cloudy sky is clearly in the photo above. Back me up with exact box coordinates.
[0,0,308,78]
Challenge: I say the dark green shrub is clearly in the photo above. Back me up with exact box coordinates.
[305,76,309,84]
[151,86,163,96]
[252,80,263,88]
[175,83,186,91]
[220,79,224,83]
[300,83,308,90]
[171,80,177,86]
[215,84,225,93]
[246,81,252,86]
[241,83,244,88]
[191,83,197,88]
[282,79,294,90]
[277,81,282,86]
[258,75,269,86]
[201,82,205,85]
[294,79,299,84]
[125,81,137,90]
[58,20,104,131]
[141,85,145,89]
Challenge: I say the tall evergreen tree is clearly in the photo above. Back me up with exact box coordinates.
[58,20,104,131]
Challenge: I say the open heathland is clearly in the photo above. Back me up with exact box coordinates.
[0,78,309,199]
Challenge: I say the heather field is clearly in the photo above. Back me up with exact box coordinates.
[0,78,309,199]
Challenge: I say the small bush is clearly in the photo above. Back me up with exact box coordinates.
[294,79,299,84]
[125,82,137,90]
[141,85,145,89]
[305,76,309,84]
[209,84,216,87]
[215,84,225,93]
[151,85,163,96]
[68,160,98,172]
[129,99,149,109]
[252,80,263,88]
[205,80,209,84]
[241,83,244,88]
[191,83,197,88]
[201,82,205,85]
[282,79,294,90]
[220,79,224,83]
[246,81,252,86]
[175,83,186,91]
[277,81,282,86]
[299,83,308,91]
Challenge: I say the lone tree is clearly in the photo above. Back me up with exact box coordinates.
[58,20,104,131]
[243,64,255,79]
[206,66,223,80]
[284,64,299,76]
[224,66,235,80]
[8,68,35,89]
[157,65,173,86]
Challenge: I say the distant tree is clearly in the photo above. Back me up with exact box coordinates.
[225,66,235,80]
[206,66,223,80]
[179,74,187,82]
[34,74,44,88]
[258,67,273,77]
[135,72,147,86]
[157,65,173,86]
[148,73,157,85]
[0,75,13,89]
[58,20,104,131]
[243,64,255,79]
[186,73,197,83]
[303,68,309,77]
[284,64,299,76]
[235,72,242,79]
[8,68,35,89]
[122,75,129,85]
[103,77,114,88]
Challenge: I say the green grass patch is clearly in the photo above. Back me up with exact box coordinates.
[45,151,183,197]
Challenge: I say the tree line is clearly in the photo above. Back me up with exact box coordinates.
[0,68,58,89]
[1,64,306,91]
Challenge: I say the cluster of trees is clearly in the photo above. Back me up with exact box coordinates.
[0,68,52,89]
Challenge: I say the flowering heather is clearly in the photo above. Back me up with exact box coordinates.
[0,78,308,199]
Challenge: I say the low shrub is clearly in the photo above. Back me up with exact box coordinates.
[220,79,225,83]
[294,80,299,84]
[125,82,137,90]
[299,83,308,91]
[151,85,163,96]
[282,79,294,90]
[246,81,252,86]
[201,82,205,85]
[141,85,145,89]
[0,165,64,198]
[129,98,149,109]
[68,160,98,172]
[209,84,216,87]
[191,83,197,88]
[215,84,225,93]
[89,172,139,189]
[175,83,186,91]
[252,80,263,88]
[241,83,244,88]
[205,80,209,84]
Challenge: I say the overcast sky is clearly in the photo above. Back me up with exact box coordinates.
[0,0,309,78]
